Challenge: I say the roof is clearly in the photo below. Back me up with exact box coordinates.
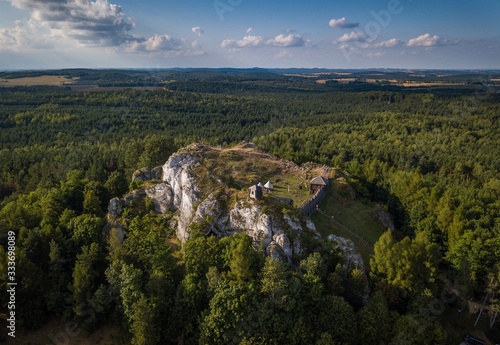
[264,181,274,189]
[310,176,328,186]
[257,182,264,187]
[250,184,262,191]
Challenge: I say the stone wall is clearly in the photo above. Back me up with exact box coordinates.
[300,186,328,216]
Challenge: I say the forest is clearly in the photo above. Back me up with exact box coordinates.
[0,69,499,344]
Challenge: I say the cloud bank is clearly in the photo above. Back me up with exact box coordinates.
[10,0,135,46]
[1,0,202,57]
[221,33,308,49]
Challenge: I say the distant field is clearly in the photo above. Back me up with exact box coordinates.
[70,85,165,92]
[403,82,463,87]
[0,75,77,86]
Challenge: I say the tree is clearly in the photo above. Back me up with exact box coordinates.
[316,295,357,344]
[130,295,159,345]
[391,313,447,345]
[261,257,291,311]
[105,170,128,197]
[69,214,106,248]
[371,230,441,295]
[83,189,102,215]
[60,170,85,212]
[199,281,261,345]
[119,263,144,324]
[357,291,396,344]
[345,267,368,308]
[228,234,264,286]
[72,243,102,325]
[45,239,70,316]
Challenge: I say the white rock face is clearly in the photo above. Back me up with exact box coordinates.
[108,197,122,218]
[162,153,200,242]
[108,150,317,262]
[327,235,365,269]
[327,235,369,303]
[223,200,306,262]
[145,183,173,214]
[228,202,273,246]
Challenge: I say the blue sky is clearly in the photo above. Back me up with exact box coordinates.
[0,0,499,69]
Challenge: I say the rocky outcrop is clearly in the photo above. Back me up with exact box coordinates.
[328,234,369,303]
[108,197,122,218]
[162,153,200,242]
[132,166,162,182]
[145,183,173,214]
[107,149,319,262]
[327,235,364,269]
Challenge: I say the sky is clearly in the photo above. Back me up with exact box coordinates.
[0,0,499,70]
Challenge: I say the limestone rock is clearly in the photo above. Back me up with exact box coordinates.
[107,146,321,263]
[132,166,162,182]
[123,188,146,206]
[145,183,173,214]
[162,153,200,242]
[228,201,273,247]
[266,241,285,260]
[195,193,224,235]
[327,235,365,269]
[273,233,292,259]
[108,197,122,218]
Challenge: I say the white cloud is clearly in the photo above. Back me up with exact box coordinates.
[266,34,307,47]
[221,33,308,49]
[192,26,204,37]
[221,35,265,49]
[10,0,136,46]
[246,27,254,34]
[335,31,371,44]
[0,0,202,57]
[371,38,404,48]
[329,17,359,29]
[0,21,29,49]
[0,19,54,50]
[125,34,203,57]
[407,33,443,47]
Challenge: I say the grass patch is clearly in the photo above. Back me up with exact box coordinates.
[311,178,386,265]
[187,143,320,207]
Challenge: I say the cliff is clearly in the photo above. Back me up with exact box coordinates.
[108,143,322,262]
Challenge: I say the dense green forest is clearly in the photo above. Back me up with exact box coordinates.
[0,69,499,344]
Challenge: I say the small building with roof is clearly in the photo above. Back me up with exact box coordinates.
[310,176,329,194]
[249,184,263,200]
